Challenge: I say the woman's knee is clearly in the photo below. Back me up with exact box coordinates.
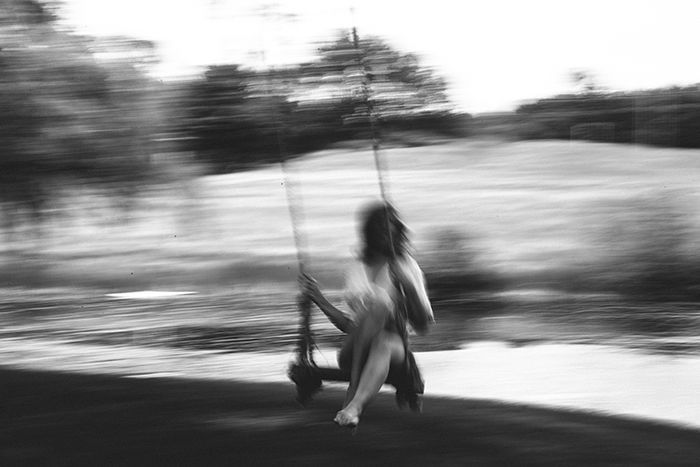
[357,307,389,336]
[370,331,405,364]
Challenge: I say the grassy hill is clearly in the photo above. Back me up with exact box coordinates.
[4,138,700,299]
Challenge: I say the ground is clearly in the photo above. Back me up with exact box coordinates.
[4,368,700,466]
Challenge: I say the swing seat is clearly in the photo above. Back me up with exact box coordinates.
[288,356,423,411]
[288,361,322,405]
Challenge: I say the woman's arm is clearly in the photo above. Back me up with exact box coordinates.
[300,274,355,334]
[393,257,434,334]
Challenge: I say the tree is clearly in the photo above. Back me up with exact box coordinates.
[183,65,293,171]
[299,32,454,121]
[0,0,164,236]
[569,69,601,94]
[183,31,463,172]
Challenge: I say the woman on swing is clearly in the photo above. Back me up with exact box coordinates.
[301,201,434,428]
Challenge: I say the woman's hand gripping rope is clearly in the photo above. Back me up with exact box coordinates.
[299,273,320,305]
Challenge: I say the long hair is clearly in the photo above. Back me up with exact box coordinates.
[360,202,409,263]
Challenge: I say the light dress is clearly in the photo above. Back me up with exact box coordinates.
[342,255,433,331]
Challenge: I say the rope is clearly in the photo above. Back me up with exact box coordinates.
[266,73,314,367]
[351,27,407,329]
[257,8,319,400]
[350,25,390,203]
[351,31,418,407]
[280,157,308,275]
[277,126,317,368]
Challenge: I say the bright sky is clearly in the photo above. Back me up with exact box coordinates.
[60,0,700,113]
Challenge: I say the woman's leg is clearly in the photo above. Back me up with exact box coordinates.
[340,290,393,410]
[338,310,380,409]
[334,330,405,426]
[338,334,360,408]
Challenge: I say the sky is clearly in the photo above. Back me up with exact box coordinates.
[59,0,700,114]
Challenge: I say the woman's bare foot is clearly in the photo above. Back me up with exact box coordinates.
[333,407,360,428]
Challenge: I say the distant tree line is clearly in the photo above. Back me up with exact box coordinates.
[471,85,700,148]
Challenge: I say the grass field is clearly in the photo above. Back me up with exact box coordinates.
[2,138,700,354]
[5,138,700,287]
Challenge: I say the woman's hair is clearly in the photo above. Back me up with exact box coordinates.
[360,202,409,262]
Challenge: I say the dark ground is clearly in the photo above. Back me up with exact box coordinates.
[3,368,700,466]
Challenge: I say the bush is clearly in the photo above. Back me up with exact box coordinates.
[420,227,505,301]
[590,193,700,300]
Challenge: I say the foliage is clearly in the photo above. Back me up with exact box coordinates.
[182,33,467,172]
[594,194,700,300]
[469,85,700,149]
[514,86,700,147]
[421,227,506,302]
[0,0,162,212]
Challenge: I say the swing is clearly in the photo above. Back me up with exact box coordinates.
[284,27,424,410]
[287,290,425,409]
[285,187,425,410]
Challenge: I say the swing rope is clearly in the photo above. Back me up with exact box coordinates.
[277,127,317,371]
[268,72,317,371]
[351,26,414,370]
[362,66,425,408]
[280,159,308,276]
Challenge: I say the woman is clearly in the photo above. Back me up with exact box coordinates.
[301,202,434,428]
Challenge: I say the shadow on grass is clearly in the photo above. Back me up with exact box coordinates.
[4,368,700,466]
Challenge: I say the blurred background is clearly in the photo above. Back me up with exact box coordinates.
[2,0,700,411]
